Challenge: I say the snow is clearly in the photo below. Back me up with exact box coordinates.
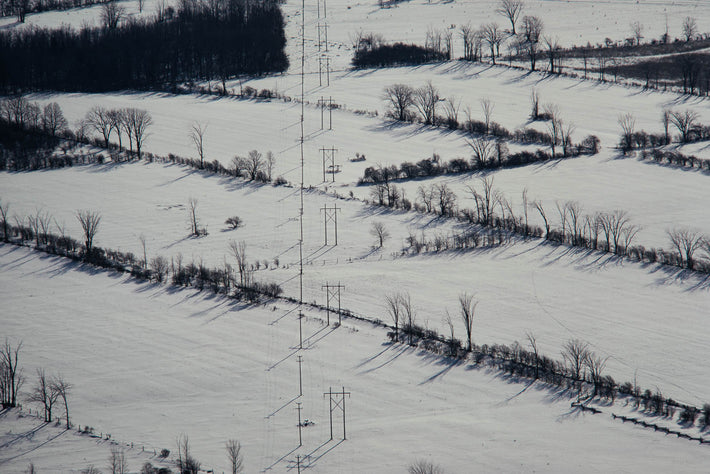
[3,245,710,473]
[3,0,710,470]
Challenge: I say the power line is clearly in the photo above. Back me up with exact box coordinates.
[320,146,338,182]
[324,386,351,440]
[322,282,345,325]
[320,204,341,245]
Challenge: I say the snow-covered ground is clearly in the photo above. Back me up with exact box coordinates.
[2,162,710,407]
[3,245,710,473]
[3,0,710,470]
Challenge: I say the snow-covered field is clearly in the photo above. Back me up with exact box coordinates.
[3,0,710,471]
[3,245,710,473]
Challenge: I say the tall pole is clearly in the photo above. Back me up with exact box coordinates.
[297,402,303,447]
[342,386,347,440]
[328,386,333,440]
[298,0,304,307]
[297,355,303,396]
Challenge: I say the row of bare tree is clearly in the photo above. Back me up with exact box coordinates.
[619,109,706,153]
[82,106,153,160]
[1,339,72,427]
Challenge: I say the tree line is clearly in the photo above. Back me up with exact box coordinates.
[359,175,710,274]
[0,0,288,92]
[0,96,154,170]
[381,291,710,433]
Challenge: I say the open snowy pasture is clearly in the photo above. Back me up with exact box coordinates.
[28,91,491,186]
[0,410,173,474]
[347,151,710,250]
[245,60,710,148]
[3,244,710,473]
[3,160,710,405]
[0,161,464,269]
[0,0,174,31]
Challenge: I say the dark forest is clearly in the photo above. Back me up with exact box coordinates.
[0,0,289,92]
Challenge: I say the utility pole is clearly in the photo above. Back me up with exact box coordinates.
[319,97,333,130]
[296,402,303,447]
[322,282,345,325]
[320,146,338,182]
[324,386,351,440]
[299,311,303,349]
[320,204,340,245]
[297,355,303,396]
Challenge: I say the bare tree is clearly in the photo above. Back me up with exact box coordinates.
[28,368,59,422]
[139,234,148,269]
[108,447,128,474]
[630,21,644,45]
[383,84,415,121]
[662,109,671,143]
[562,339,590,391]
[76,210,101,254]
[42,103,67,137]
[400,291,416,345]
[532,200,550,239]
[520,15,543,71]
[85,106,114,148]
[460,24,479,61]
[0,339,23,408]
[480,98,494,134]
[413,81,440,125]
[150,256,169,282]
[226,439,244,474]
[265,151,275,181]
[0,198,10,242]
[229,240,250,286]
[187,198,199,236]
[497,0,523,35]
[231,155,248,177]
[459,293,478,352]
[101,1,126,29]
[543,35,561,74]
[669,109,699,143]
[480,23,504,64]
[190,122,207,169]
[530,89,540,120]
[51,375,72,429]
[176,434,200,474]
[443,96,461,127]
[526,332,540,379]
[408,460,445,474]
[561,121,575,157]
[682,16,697,42]
[468,137,494,167]
[245,150,264,180]
[370,221,390,248]
[434,183,457,216]
[124,108,152,159]
[668,228,704,270]
[617,113,636,152]
[385,293,403,341]
[584,352,608,398]
[468,176,499,225]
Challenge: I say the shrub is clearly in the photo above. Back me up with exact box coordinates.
[273,175,288,186]
[225,216,243,229]
[701,404,710,427]
[679,406,699,426]
[159,449,170,458]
